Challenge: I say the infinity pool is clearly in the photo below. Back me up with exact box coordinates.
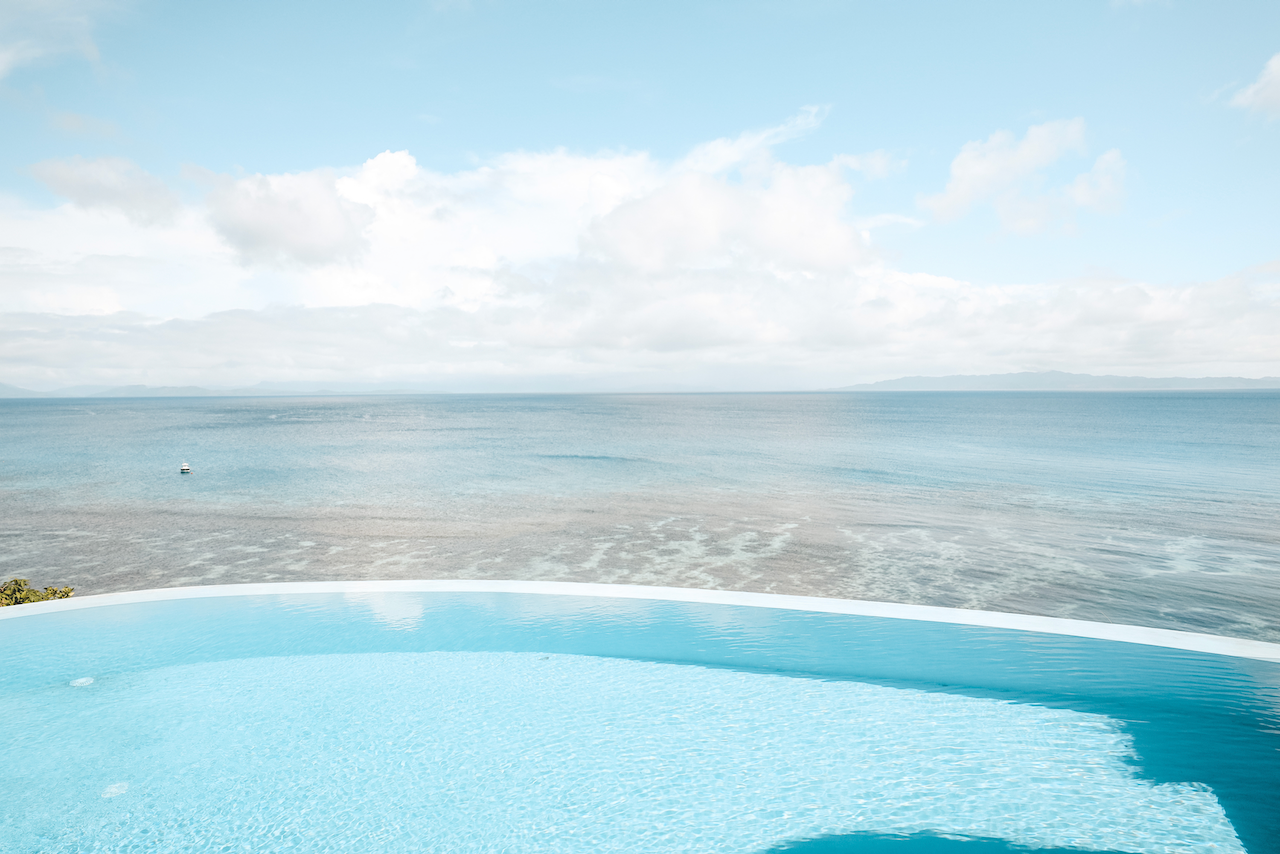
[2,582,1278,854]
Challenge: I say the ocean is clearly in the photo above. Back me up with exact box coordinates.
[2,391,1277,642]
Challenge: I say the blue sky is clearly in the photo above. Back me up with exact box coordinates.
[2,0,1278,389]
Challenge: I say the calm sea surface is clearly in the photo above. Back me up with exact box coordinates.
[2,392,1277,641]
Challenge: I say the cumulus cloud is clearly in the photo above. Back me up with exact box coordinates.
[581,157,868,275]
[833,151,906,179]
[274,110,884,306]
[0,191,259,318]
[4,109,1269,391]
[677,105,828,174]
[922,119,1086,219]
[922,119,1124,232]
[206,169,377,266]
[32,156,181,226]
[1231,53,1280,118]
[5,109,897,316]
[1066,149,1126,213]
[0,0,104,79]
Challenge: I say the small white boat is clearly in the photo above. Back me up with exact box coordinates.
[180,462,190,474]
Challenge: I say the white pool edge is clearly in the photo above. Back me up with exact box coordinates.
[5,580,1279,663]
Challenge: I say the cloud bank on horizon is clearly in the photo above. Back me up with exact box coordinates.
[1,1,1277,391]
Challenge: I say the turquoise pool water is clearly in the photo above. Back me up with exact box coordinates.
[2,583,1278,853]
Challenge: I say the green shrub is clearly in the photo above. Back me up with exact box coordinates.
[0,578,75,607]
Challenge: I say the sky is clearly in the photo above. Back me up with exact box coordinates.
[1,0,1278,391]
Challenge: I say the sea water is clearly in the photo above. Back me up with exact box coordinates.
[1,391,1278,641]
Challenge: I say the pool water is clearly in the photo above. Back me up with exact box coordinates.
[2,583,1278,854]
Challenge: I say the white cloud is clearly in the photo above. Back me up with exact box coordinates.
[0,194,261,318]
[3,110,883,317]
[0,0,105,79]
[32,156,180,226]
[1231,53,1280,118]
[922,119,1124,233]
[206,169,377,266]
[2,267,1276,390]
[854,214,922,230]
[285,111,878,306]
[1,110,1272,390]
[922,119,1086,220]
[833,151,906,180]
[677,105,828,174]
[1066,149,1126,213]
[581,158,867,275]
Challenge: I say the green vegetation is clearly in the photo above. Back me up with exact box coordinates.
[1,578,74,607]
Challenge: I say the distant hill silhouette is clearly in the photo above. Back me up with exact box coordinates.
[838,371,1280,391]
[0,382,51,398]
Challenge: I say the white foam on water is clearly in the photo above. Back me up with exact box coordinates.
[1,651,1244,854]
[69,677,93,687]
[100,783,127,798]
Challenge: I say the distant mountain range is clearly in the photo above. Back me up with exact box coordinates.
[837,371,1280,391]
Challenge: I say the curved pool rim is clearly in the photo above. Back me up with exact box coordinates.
[5,581,1280,853]
[5,579,1279,662]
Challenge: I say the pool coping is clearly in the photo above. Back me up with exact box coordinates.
[4,580,1280,663]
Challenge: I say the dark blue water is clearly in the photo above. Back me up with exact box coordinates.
[2,392,1278,640]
